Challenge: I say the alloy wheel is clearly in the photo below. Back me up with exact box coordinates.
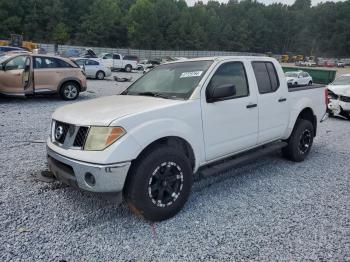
[298,129,312,154]
[148,162,184,208]
[64,85,78,99]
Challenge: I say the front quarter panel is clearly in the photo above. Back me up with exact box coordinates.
[110,100,205,171]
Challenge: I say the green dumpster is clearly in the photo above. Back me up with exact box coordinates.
[282,66,337,85]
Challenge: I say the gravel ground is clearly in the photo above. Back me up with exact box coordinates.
[0,72,349,261]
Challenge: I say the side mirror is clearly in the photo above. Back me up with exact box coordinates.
[207,84,236,103]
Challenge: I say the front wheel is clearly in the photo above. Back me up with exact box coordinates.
[124,146,193,221]
[308,80,313,86]
[282,119,314,162]
[60,82,79,100]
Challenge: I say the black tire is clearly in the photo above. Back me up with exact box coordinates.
[294,82,298,87]
[124,146,193,221]
[308,80,312,86]
[96,70,105,80]
[282,119,314,162]
[125,65,132,73]
[59,82,79,100]
[327,108,334,117]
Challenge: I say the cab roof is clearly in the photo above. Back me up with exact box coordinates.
[165,55,275,64]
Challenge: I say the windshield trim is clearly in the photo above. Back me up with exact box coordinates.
[122,59,214,100]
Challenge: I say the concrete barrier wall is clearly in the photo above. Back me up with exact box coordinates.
[39,43,264,59]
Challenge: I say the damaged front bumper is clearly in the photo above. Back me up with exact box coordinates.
[47,147,131,193]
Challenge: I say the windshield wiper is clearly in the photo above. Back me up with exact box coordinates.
[134,91,170,99]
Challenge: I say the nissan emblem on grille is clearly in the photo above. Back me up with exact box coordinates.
[55,125,64,141]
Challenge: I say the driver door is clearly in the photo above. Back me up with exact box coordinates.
[200,61,259,161]
[0,55,33,95]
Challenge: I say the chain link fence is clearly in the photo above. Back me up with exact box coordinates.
[39,43,264,59]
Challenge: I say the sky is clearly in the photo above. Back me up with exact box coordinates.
[185,0,345,6]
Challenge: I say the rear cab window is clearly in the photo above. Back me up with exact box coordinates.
[252,61,280,93]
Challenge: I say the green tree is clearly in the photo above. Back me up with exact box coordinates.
[52,22,69,44]
[78,0,126,47]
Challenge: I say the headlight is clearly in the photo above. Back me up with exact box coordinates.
[84,126,126,151]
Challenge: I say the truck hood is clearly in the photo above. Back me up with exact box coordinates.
[52,95,181,126]
[327,85,350,97]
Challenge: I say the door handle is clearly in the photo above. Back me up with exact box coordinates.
[246,103,257,109]
[278,98,287,102]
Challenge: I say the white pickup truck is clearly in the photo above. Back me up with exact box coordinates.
[99,53,138,72]
[47,56,327,221]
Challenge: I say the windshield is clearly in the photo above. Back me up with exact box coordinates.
[285,72,298,77]
[123,60,213,99]
[332,75,350,85]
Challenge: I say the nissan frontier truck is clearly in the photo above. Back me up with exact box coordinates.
[47,56,327,221]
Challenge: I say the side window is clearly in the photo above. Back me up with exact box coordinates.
[266,62,279,91]
[103,54,112,59]
[75,59,85,66]
[252,61,279,94]
[34,57,56,68]
[113,54,120,60]
[207,62,249,100]
[86,60,99,66]
[5,56,27,70]
[55,58,73,68]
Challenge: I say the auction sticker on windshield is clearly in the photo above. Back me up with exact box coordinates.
[180,71,203,78]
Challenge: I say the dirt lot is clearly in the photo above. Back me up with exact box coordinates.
[0,71,349,261]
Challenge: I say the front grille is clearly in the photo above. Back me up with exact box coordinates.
[340,95,350,103]
[73,127,89,147]
[54,121,70,144]
[53,120,89,149]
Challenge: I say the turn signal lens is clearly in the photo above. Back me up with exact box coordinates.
[84,126,126,151]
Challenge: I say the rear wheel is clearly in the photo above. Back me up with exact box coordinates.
[308,80,312,86]
[282,119,314,162]
[60,82,79,100]
[124,146,193,221]
[125,65,132,72]
[96,71,105,80]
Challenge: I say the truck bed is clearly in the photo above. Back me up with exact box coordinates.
[288,84,325,92]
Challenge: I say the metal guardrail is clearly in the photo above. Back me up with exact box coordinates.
[38,43,264,59]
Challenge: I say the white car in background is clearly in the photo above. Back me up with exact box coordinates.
[74,58,111,80]
[99,53,138,72]
[285,71,313,87]
[327,74,350,119]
